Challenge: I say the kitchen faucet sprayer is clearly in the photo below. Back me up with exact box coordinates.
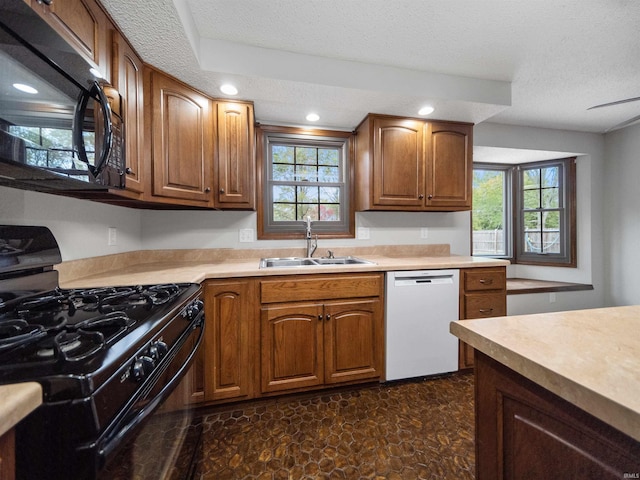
[305,216,318,258]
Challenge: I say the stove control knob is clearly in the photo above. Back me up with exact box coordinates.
[150,340,168,360]
[185,300,204,320]
[131,355,155,382]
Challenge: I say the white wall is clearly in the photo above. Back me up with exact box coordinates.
[474,122,606,313]
[0,186,142,260]
[602,122,640,306]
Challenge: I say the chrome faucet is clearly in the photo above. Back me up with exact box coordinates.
[305,216,318,258]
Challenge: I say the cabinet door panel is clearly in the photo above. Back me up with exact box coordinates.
[34,0,108,74]
[215,102,255,209]
[113,33,144,194]
[325,299,382,384]
[205,281,253,401]
[261,304,324,393]
[373,118,425,207]
[149,70,213,204]
[426,122,472,208]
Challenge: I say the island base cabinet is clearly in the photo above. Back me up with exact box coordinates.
[475,351,640,480]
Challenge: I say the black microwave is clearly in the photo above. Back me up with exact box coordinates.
[0,0,125,192]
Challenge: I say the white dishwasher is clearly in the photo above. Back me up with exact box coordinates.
[385,269,460,381]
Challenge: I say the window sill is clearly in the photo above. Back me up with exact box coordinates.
[507,278,593,295]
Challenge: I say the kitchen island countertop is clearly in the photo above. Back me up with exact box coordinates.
[450,305,640,442]
[0,382,42,437]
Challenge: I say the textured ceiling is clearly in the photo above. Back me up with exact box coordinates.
[100,0,640,134]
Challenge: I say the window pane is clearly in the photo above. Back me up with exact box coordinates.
[542,187,559,208]
[273,145,294,164]
[523,189,539,210]
[542,166,559,188]
[296,165,318,181]
[320,204,340,221]
[295,147,317,165]
[273,164,295,181]
[319,148,339,166]
[472,169,506,255]
[297,185,318,203]
[524,232,541,253]
[320,186,340,203]
[543,210,560,230]
[297,205,318,220]
[319,165,339,182]
[273,185,295,202]
[524,211,540,230]
[273,203,296,221]
[523,168,540,189]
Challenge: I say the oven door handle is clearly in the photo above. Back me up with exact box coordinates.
[95,313,204,464]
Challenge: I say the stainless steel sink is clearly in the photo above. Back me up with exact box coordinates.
[259,256,375,268]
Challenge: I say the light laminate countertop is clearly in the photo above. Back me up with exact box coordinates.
[450,305,640,442]
[0,383,42,437]
[57,246,509,288]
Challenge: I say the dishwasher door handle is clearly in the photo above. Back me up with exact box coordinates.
[394,275,455,287]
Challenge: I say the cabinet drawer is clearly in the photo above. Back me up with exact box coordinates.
[463,269,506,292]
[260,274,383,304]
[463,293,507,319]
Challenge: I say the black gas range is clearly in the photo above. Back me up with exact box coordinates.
[0,226,204,479]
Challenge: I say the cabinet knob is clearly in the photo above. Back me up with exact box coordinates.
[125,167,134,175]
[427,194,433,200]
[418,194,424,199]
[204,187,211,193]
[219,188,225,194]
[325,314,331,321]
[318,314,323,321]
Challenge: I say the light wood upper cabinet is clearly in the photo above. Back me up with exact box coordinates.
[144,67,214,207]
[30,0,111,81]
[112,32,144,195]
[355,114,473,211]
[214,101,256,209]
[426,121,472,208]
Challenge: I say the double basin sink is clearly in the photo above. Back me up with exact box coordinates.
[259,256,375,269]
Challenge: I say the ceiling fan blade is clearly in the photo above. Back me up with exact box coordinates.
[605,113,640,132]
[588,96,640,110]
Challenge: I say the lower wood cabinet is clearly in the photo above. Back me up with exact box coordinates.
[475,351,640,479]
[260,274,384,395]
[0,428,15,480]
[459,267,507,369]
[202,279,256,403]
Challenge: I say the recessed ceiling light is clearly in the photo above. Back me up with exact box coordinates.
[13,83,38,94]
[418,106,435,116]
[89,68,104,79]
[220,84,238,95]
[306,113,320,122]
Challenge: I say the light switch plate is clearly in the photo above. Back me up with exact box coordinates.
[420,228,429,239]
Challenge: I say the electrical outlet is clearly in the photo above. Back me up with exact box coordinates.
[239,228,253,243]
[420,228,429,239]
[549,292,557,303]
[107,227,117,246]
[357,227,370,240]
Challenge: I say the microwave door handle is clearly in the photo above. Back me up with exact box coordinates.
[72,81,113,177]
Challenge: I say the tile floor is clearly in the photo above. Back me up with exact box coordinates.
[191,372,475,479]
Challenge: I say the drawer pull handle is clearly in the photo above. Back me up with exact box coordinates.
[479,308,494,314]
[479,279,493,285]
